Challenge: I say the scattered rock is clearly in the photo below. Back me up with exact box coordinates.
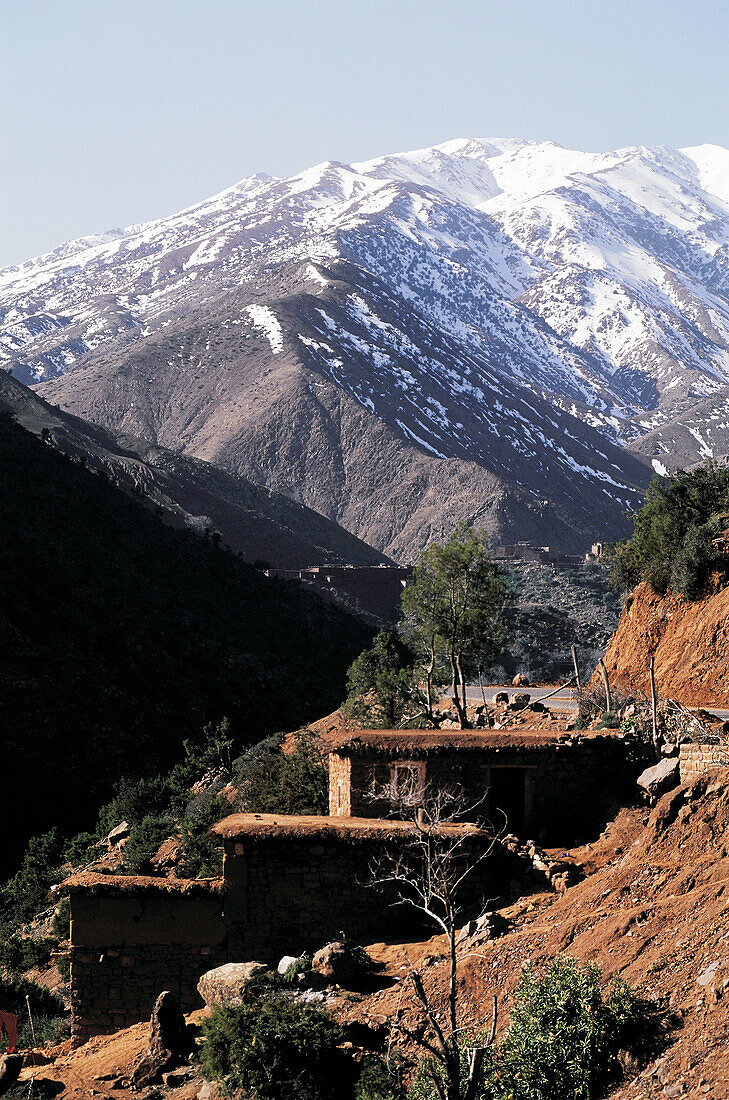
[528,700,546,712]
[163,1067,194,1088]
[197,962,272,1007]
[637,758,680,801]
[197,1085,222,1100]
[311,941,375,987]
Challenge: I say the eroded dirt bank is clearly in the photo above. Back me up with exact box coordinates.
[599,581,729,708]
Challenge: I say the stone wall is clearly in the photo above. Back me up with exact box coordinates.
[679,742,729,783]
[333,739,633,844]
[69,891,226,1043]
[223,831,509,963]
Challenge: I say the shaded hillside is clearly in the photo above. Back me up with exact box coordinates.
[497,561,622,682]
[0,371,388,570]
[599,580,729,707]
[0,412,370,873]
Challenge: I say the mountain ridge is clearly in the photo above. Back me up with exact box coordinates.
[6,136,729,553]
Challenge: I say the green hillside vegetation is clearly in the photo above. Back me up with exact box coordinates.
[609,462,729,598]
[0,411,370,873]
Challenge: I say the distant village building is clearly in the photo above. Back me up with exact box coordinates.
[264,564,411,621]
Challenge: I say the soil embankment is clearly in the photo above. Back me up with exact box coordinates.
[600,581,729,708]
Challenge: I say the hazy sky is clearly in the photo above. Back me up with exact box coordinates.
[4,0,729,266]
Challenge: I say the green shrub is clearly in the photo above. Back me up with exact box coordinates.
[0,830,63,927]
[51,897,70,941]
[123,816,175,874]
[199,996,351,1100]
[0,935,55,974]
[232,733,328,816]
[56,954,71,982]
[610,462,729,598]
[0,973,67,1049]
[487,957,641,1100]
[355,1055,406,1100]
[63,831,99,868]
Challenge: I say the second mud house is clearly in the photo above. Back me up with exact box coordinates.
[327,730,633,843]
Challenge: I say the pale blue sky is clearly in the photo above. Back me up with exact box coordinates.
[3,0,729,266]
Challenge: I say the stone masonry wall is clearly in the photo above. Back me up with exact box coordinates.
[69,892,226,1043]
[223,833,504,963]
[333,739,633,845]
[679,742,729,784]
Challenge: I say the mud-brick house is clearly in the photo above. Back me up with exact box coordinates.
[327,730,632,844]
[60,814,505,1044]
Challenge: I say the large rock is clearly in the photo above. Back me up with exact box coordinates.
[0,1055,23,1097]
[130,992,193,1088]
[457,912,509,946]
[311,942,374,987]
[197,962,272,1008]
[637,758,679,801]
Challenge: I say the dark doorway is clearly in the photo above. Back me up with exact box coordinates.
[489,768,526,834]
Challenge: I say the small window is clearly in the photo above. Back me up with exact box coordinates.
[390,762,425,806]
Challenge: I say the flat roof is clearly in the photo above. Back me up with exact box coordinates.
[55,872,223,898]
[211,812,488,841]
[325,729,600,755]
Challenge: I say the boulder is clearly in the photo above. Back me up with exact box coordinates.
[457,911,509,946]
[311,941,374,987]
[197,962,272,1008]
[509,693,530,709]
[277,955,301,976]
[637,758,679,801]
[492,691,509,705]
[0,1054,23,1097]
[106,820,130,847]
[512,673,530,686]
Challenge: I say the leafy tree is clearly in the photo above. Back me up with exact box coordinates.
[402,526,509,727]
[344,631,420,727]
[610,461,729,598]
[199,995,350,1100]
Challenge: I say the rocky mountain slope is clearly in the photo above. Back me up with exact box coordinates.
[0,371,387,569]
[6,139,729,553]
[600,580,729,708]
[11,140,716,554]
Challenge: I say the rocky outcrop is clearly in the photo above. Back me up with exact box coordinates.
[599,581,729,707]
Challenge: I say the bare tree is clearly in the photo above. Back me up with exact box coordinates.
[368,782,501,1100]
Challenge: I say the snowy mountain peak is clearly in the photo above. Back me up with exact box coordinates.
[3,137,729,555]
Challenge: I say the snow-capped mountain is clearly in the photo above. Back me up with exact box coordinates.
[5,137,728,557]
